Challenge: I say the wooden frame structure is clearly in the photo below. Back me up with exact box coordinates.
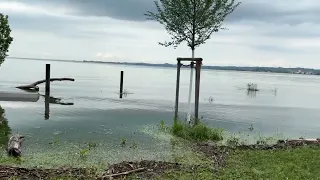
[174,57,203,121]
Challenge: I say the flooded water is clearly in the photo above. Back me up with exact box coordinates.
[0,58,320,167]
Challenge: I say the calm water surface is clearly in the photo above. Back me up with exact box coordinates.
[0,58,319,166]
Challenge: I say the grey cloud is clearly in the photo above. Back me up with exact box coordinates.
[5,0,320,40]
[262,29,320,38]
[45,0,320,25]
[227,1,320,25]
[27,0,156,21]
[8,0,320,25]
[8,13,139,40]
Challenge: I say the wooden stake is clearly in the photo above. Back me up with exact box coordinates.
[120,71,124,98]
[45,64,50,95]
[45,64,50,120]
[174,60,181,121]
[194,60,202,123]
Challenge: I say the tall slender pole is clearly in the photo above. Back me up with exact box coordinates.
[45,64,50,95]
[174,60,181,121]
[119,71,124,98]
[187,50,195,122]
[45,64,50,120]
[194,60,202,124]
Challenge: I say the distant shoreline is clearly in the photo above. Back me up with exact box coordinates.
[7,57,320,75]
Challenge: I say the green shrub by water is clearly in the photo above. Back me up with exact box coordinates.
[171,120,223,142]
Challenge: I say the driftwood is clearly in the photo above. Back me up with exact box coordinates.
[16,78,75,92]
[7,134,25,157]
[101,167,145,179]
[287,138,320,144]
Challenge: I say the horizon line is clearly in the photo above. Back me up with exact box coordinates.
[6,56,318,70]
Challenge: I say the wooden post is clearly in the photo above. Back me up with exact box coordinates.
[45,64,50,120]
[174,60,181,121]
[119,71,124,98]
[45,64,50,95]
[194,60,202,123]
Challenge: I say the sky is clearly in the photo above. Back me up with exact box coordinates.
[0,0,319,68]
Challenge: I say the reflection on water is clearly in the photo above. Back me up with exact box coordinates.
[44,94,50,120]
[42,94,74,120]
[247,90,257,98]
[0,106,10,149]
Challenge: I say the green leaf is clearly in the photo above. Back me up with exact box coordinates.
[145,0,240,51]
[0,13,14,67]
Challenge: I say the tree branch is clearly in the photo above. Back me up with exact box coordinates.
[16,78,75,92]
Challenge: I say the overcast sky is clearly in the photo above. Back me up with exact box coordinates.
[0,0,319,68]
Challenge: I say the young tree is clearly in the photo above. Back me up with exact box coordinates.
[0,13,13,67]
[145,0,240,123]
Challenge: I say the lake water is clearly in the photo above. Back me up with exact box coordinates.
[0,58,319,167]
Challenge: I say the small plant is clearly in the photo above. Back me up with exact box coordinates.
[256,140,267,145]
[79,148,89,159]
[227,136,240,147]
[49,137,60,145]
[171,119,223,142]
[249,124,254,131]
[88,142,97,150]
[247,83,259,91]
[130,140,137,149]
[120,138,126,146]
[205,96,214,103]
[159,120,168,131]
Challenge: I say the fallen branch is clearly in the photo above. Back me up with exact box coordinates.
[16,78,75,92]
[101,167,145,179]
[7,134,25,157]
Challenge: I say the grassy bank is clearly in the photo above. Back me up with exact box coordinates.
[159,145,320,179]
[218,146,320,179]
[2,145,320,179]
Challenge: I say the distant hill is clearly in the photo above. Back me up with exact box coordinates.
[82,60,320,75]
[8,57,320,75]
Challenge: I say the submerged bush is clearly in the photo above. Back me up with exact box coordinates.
[171,120,223,142]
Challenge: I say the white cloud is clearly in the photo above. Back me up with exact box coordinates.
[0,1,74,18]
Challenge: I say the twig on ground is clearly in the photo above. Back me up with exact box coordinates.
[101,167,145,179]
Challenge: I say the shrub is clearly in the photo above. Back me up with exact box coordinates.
[171,119,223,142]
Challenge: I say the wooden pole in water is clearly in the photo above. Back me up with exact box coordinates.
[45,64,50,95]
[194,60,202,123]
[119,71,124,98]
[174,60,181,121]
[45,64,50,120]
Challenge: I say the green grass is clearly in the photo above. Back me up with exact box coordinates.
[158,146,320,180]
[171,119,223,142]
[217,146,320,180]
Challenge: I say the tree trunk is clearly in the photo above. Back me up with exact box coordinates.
[186,49,195,123]
[7,134,24,157]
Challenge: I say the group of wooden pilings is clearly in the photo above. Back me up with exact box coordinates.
[174,58,202,121]
[44,62,199,120]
